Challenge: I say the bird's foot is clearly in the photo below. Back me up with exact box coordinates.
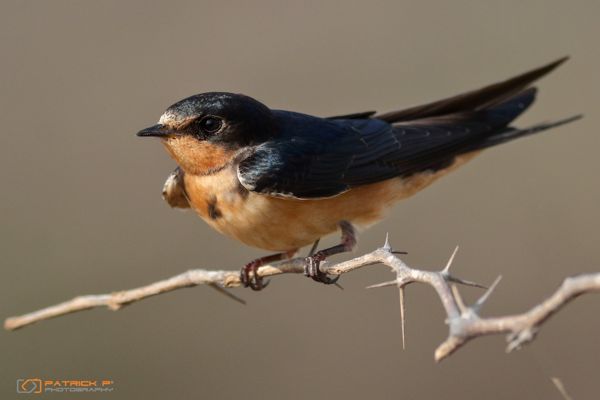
[304,252,340,285]
[303,220,356,285]
[240,250,297,291]
[240,259,269,291]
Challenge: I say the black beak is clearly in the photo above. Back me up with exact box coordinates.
[136,124,174,138]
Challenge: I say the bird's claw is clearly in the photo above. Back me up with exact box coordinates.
[304,253,340,285]
[240,262,269,291]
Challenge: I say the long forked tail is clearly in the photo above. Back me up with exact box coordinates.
[466,83,582,150]
[382,76,581,175]
[478,114,583,150]
[376,57,570,123]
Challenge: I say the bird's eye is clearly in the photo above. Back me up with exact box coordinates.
[197,116,223,134]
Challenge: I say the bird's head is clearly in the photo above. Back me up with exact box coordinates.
[137,92,276,175]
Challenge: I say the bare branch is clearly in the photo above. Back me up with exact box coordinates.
[4,241,600,362]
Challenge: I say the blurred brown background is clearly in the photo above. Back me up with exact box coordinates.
[1,0,598,398]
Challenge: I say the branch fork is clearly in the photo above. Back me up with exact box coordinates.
[4,236,599,362]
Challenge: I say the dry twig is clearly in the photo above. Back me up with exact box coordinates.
[4,237,599,361]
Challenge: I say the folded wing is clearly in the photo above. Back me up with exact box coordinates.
[238,59,578,199]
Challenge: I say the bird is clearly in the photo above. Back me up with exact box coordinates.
[137,57,580,290]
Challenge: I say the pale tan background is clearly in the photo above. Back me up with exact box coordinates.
[1,0,599,399]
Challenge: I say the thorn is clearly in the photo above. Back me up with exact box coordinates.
[383,233,391,251]
[551,377,574,400]
[391,251,408,255]
[451,285,467,314]
[506,327,537,352]
[399,286,406,350]
[208,284,246,305]
[366,280,397,289]
[333,282,344,290]
[446,274,488,289]
[443,246,460,273]
[472,275,502,313]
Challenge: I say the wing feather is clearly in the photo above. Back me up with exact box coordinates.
[238,58,574,199]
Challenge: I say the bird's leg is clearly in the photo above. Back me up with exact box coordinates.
[308,239,320,257]
[305,221,356,285]
[241,250,297,291]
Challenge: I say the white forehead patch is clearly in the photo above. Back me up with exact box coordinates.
[158,111,180,126]
[158,99,201,127]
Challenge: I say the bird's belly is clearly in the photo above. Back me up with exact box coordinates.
[184,171,407,251]
[183,154,478,252]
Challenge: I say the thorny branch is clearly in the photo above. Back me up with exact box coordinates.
[4,236,600,362]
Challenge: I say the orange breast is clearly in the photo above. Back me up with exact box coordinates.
[162,136,237,176]
[182,151,480,252]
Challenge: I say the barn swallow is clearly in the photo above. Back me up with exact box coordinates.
[137,57,580,290]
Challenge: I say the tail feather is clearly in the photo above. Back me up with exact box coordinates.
[481,87,537,127]
[478,114,583,150]
[376,57,569,123]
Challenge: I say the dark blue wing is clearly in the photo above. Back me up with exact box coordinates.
[238,113,396,198]
[237,89,562,199]
[237,58,576,199]
[327,111,376,120]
